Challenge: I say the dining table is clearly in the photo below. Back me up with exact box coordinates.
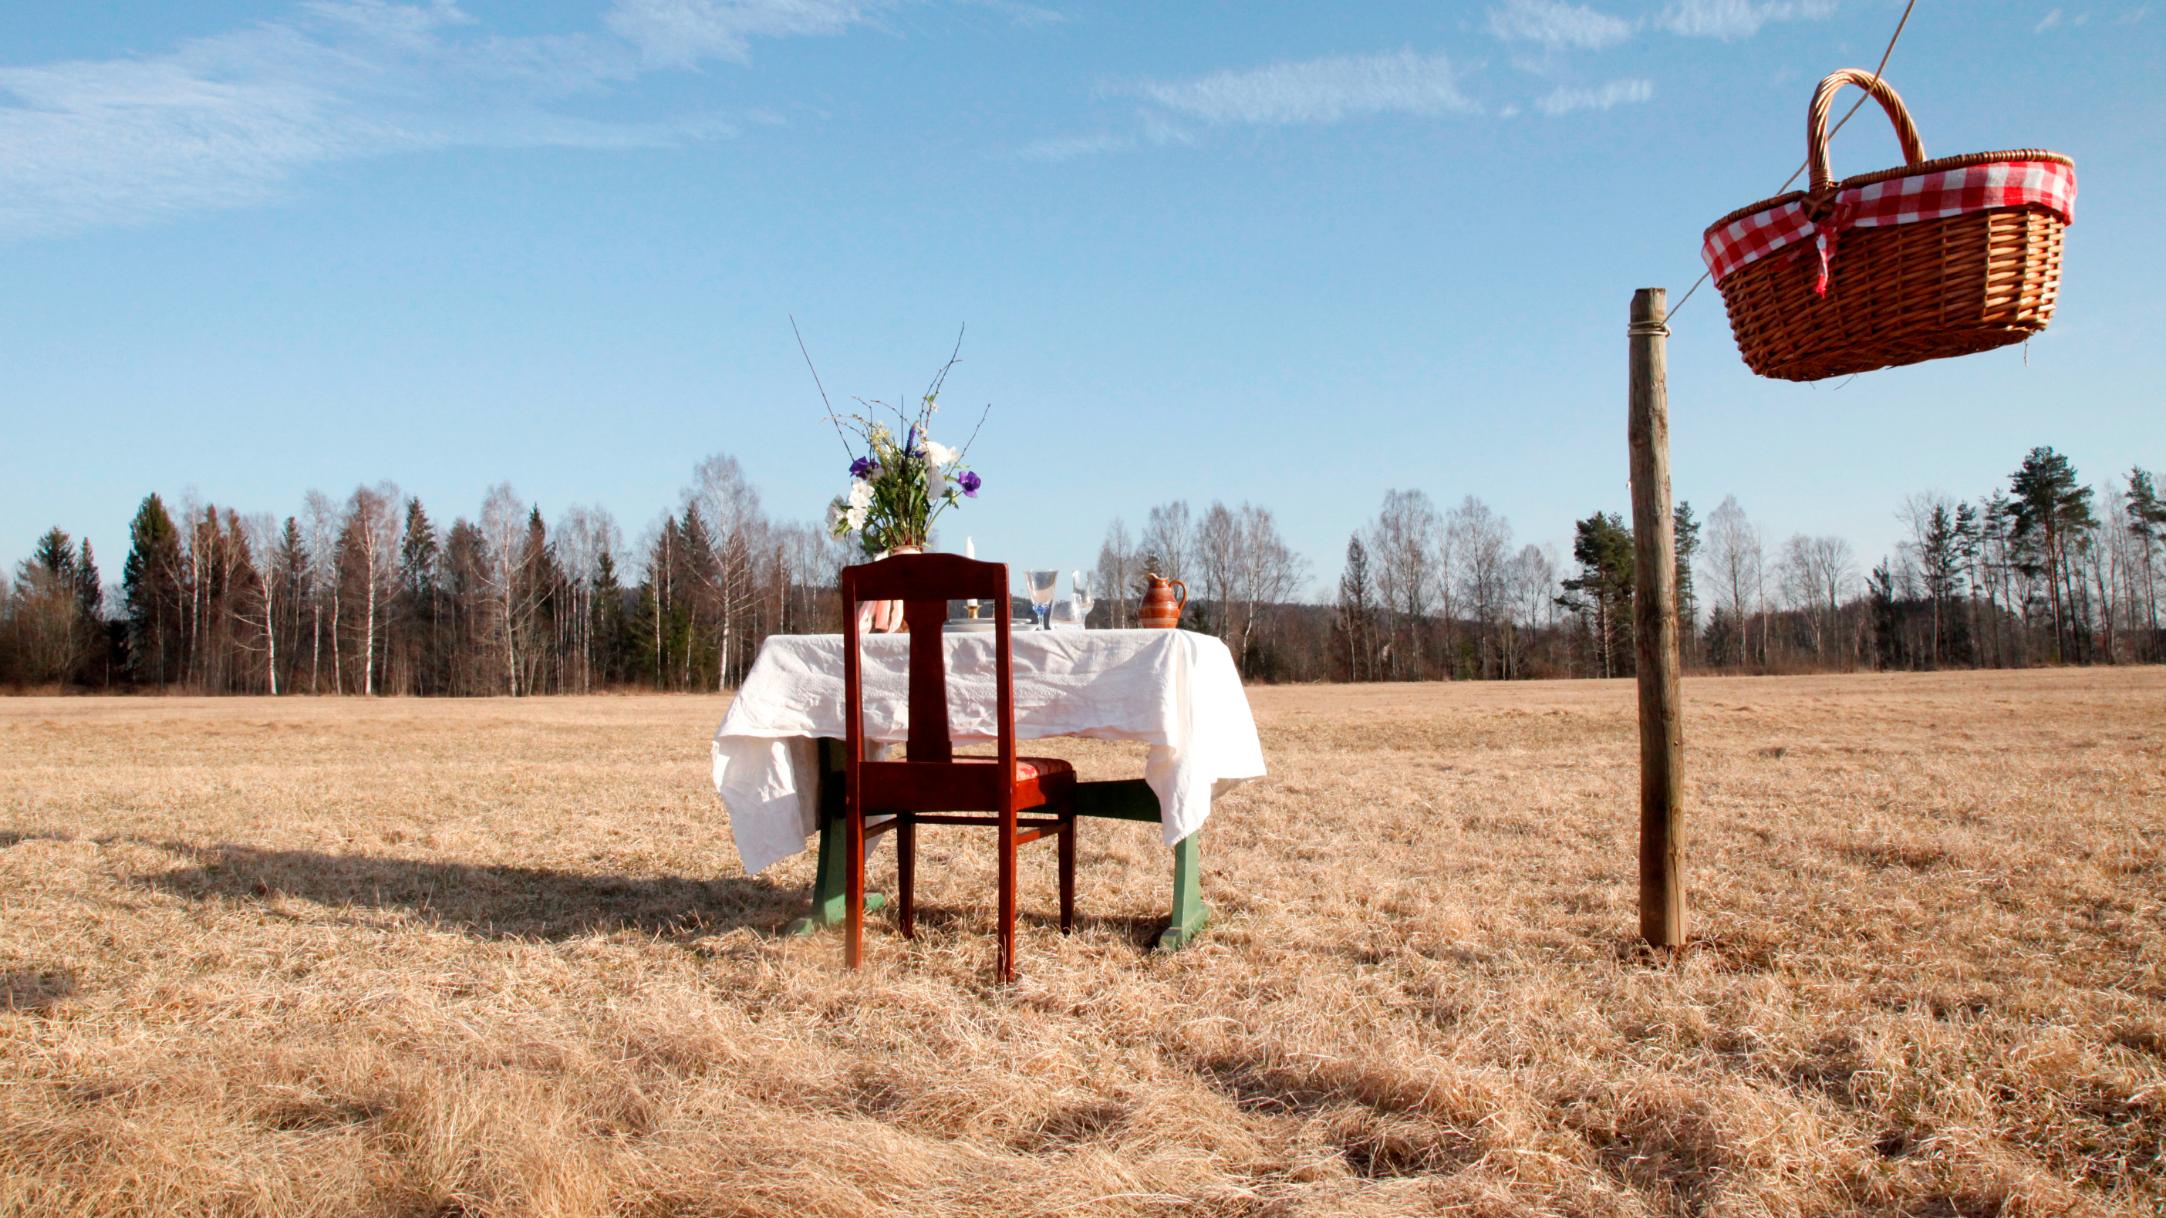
[710,626,1266,949]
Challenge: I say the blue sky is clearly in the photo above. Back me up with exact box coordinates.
[4,0,2161,597]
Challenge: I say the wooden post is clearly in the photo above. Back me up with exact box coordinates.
[1629,288,1686,948]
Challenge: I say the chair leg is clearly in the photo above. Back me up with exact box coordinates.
[1058,810,1076,935]
[844,804,866,969]
[897,814,916,940]
[997,805,1018,983]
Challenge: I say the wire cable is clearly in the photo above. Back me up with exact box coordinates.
[1666,0,1921,322]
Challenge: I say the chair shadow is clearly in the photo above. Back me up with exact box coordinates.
[897,901,1168,952]
[139,841,807,942]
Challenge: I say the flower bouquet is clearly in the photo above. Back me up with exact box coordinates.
[823,361,985,632]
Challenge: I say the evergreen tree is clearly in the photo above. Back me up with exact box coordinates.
[1332,534,1379,681]
[274,517,308,694]
[2006,446,2096,662]
[1672,500,1701,660]
[396,499,441,693]
[591,547,631,686]
[1867,561,1903,669]
[1557,512,1634,677]
[1954,501,1984,667]
[1918,503,1966,667]
[10,529,89,684]
[2127,468,2163,659]
[122,493,185,684]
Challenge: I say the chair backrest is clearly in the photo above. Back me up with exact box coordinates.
[839,554,1015,812]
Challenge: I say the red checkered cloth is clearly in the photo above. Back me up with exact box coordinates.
[1701,159,2076,295]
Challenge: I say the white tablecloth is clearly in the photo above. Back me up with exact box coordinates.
[711,629,1266,875]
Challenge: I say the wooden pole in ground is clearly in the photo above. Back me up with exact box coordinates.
[1629,287,1685,948]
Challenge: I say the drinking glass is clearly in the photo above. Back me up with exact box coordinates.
[1070,570,1094,628]
[1024,569,1058,630]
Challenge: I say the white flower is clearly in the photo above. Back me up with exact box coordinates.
[845,504,868,531]
[826,498,848,534]
[925,463,949,500]
[923,439,958,468]
[847,480,873,511]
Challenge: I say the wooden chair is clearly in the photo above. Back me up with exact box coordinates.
[840,553,1078,982]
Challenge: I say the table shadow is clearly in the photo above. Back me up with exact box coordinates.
[899,901,1168,952]
[138,840,804,942]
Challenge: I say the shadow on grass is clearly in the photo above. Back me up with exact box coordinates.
[140,841,806,941]
[1,968,76,1012]
[898,901,1168,952]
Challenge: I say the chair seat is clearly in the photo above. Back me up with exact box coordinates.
[950,754,1075,810]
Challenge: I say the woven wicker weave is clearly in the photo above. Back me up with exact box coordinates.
[1710,69,2073,382]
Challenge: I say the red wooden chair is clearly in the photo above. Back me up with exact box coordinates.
[840,553,1078,982]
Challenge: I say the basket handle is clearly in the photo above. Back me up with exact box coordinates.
[1806,68,1927,197]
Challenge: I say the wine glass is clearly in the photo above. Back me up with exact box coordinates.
[1070,570,1094,628]
[1024,569,1058,630]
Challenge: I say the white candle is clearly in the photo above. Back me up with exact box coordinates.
[965,536,975,559]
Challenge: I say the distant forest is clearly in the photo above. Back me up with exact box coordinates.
[2,445,2160,694]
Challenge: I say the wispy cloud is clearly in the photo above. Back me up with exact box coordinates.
[1535,76,1653,114]
[1016,131,1134,162]
[1486,0,1634,51]
[1122,49,1479,127]
[1658,0,1836,40]
[0,0,874,239]
[605,0,878,68]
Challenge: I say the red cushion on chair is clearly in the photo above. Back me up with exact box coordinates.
[949,754,1075,809]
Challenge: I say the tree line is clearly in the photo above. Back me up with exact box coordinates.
[1304,446,2161,682]
[0,456,849,696]
[2,445,2159,692]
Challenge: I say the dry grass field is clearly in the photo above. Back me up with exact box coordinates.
[2,669,2162,1218]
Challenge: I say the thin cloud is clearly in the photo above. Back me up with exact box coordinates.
[1659,0,1836,40]
[1535,77,1654,115]
[1125,49,1480,127]
[1487,0,1634,51]
[1016,131,1134,162]
[605,0,878,68]
[0,0,861,240]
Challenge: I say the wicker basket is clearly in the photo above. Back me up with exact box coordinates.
[1706,69,2074,382]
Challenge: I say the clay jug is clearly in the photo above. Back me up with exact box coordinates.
[1137,573,1187,629]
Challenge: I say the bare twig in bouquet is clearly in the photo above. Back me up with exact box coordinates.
[790,315,854,458]
[923,324,965,406]
[956,401,993,461]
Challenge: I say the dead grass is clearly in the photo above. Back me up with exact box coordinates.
[2,668,2162,1217]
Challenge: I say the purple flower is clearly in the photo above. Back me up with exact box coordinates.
[958,470,982,498]
[905,425,923,457]
[849,456,878,480]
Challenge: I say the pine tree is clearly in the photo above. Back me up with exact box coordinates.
[2127,468,2163,659]
[122,493,186,685]
[1672,500,1701,661]
[1558,512,1634,678]
[591,547,630,687]
[396,499,441,693]
[2007,447,2097,662]
[1332,534,1379,681]
[1917,504,1966,668]
[11,529,87,684]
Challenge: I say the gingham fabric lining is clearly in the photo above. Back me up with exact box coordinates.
[1701,159,2076,293]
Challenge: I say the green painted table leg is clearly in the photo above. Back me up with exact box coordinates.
[1073,778,1211,952]
[1156,831,1209,952]
[784,808,883,936]
[785,738,882,937]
